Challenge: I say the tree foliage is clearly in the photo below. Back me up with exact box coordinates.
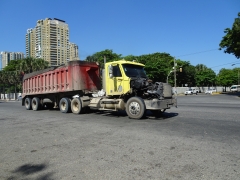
[0,57,49,97]
[17,57,49,74]
[176,60,196,87]
[135,53,174,82]
[219,12,240,59]
[195,64,216,86]
[216,68,236,87]
[86,49,122,68]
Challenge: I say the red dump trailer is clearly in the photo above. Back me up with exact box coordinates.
[22,61,101,112]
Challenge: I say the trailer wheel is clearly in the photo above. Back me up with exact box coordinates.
[126,97,146,119]
[71,98,82,114]
[59,97,71,113]
[25,97,32,110]
[32,97,41,111]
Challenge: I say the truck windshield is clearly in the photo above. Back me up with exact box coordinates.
[122,64,147,78]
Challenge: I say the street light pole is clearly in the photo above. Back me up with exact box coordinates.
[166,71,173,83]
[173,57,177,95]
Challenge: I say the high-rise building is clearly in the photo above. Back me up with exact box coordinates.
[69,42,79,60]
[26,18,79,67]
[0,51,24,69]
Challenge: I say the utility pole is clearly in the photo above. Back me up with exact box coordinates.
[166,71,173,83]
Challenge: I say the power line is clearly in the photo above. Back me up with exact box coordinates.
[175,48,240,70]
[210,60,240,69]
[175,49,218,58]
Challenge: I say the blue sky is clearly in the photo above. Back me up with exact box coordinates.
[0,0,240,73]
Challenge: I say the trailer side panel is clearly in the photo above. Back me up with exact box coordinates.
[22,61,101,97]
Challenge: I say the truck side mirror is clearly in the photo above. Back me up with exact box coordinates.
[108,65,113,78]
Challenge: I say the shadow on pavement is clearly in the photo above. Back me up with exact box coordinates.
[7,163,55,180]
[221,92,240,97]
[92,109,178,120]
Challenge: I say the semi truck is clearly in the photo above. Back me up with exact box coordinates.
[22,60,177,119]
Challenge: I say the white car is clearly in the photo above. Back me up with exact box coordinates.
[17,95,22,101]
[205,88,216,94]
[184,88,198,95]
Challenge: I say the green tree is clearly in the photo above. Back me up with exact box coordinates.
[195,64,216,86]
[16,57,49,74]
[0,70,9,99]
[175,60,196,87]
[86,49,122,68]
[216,68,236,88]
[1,57,49,99]
[3,59,22,71]
[132,52,174,83]
[219,12,240,59]
[122,55,137,61]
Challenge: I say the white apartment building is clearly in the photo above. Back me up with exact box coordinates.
[0,51,24,69]
[26,18,79,67]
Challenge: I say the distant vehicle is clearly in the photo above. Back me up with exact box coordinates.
[184,88,198,95]
[230,85,240,92]
[17,95,22,101]
[205,88,216,94]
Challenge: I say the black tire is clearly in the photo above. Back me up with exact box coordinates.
[32,97,41,111]
[71,98,82,114]
[25,97,32,110]
[59,97,71,113]
[126,97,146,119]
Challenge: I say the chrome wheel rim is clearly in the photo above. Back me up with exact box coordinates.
[61,102,66,111]
[72,101,79,112]
[129,102,140,116]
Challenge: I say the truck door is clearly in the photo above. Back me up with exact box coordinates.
[109,64,123,95]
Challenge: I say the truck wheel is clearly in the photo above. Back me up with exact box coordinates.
[126,97,146,119]
[71,98,82,114]
[25,97,32,110]
[32,97,41,111]
[59,97,71,113]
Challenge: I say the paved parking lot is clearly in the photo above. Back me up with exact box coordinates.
[0,94,240,180]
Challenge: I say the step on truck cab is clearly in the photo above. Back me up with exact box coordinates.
[22,60,177,119]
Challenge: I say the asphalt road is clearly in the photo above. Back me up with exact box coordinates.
[0,93,240,180]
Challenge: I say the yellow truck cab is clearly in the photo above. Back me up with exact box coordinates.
[105,60,145,96]
[94,59,177,119]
